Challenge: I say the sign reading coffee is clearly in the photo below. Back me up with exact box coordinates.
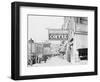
[48,29,69,40]
[49,33,68,40]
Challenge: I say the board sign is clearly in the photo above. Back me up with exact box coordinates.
[48,29,69,40]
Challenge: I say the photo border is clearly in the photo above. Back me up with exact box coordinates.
[11,1,98,80]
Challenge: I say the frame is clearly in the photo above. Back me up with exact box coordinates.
[11,1,98,80]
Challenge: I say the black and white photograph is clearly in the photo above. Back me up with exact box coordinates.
[27,15,88,67]
[11,2,97,80]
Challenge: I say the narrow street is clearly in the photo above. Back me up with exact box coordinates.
[32,55,87,67]
[33,56,69,66]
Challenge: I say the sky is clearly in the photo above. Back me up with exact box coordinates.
[28,15,64,42]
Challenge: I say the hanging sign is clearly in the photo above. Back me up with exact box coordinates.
[48,29,69,40]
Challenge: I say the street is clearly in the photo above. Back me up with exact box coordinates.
[32,55,87,67]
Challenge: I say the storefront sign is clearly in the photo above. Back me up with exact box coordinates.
[48,29,69,40]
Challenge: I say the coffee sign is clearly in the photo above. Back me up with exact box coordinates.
[48,29,69,40]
